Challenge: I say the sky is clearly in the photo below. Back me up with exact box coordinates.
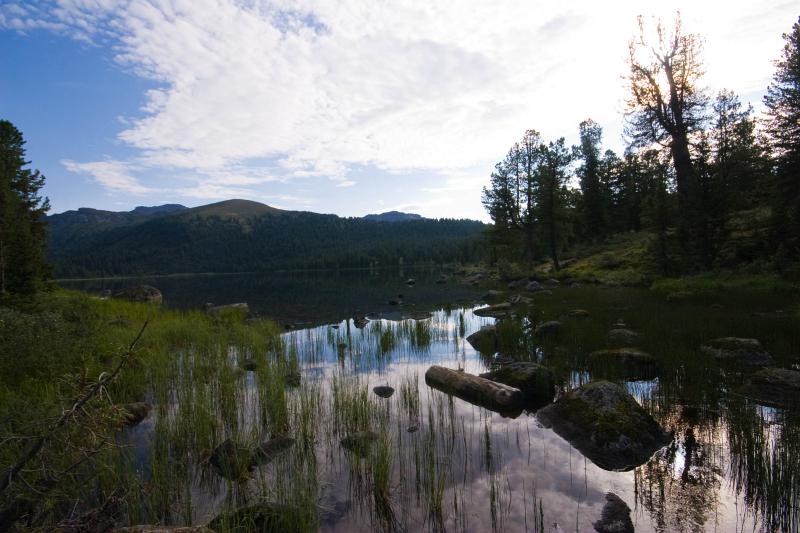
[1,1,797,220]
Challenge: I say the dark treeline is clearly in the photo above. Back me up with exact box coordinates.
[483,15,800,278]
[48,212,487,277]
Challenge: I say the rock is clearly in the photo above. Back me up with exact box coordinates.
[738,367,800,407]
[525,281,543,292]
[700,337,772,365]
[570,282,583,288]
[473,302,512,317]
[537,381,671,471]
[534,289,553,296]
[341,430,379,456]
[507,279,525,289]
[608,328,640,346]
[240,358,258,371]
[533,320,562,339]
[479,362,555,402]
[253,436,295,466]
[425,365,525,415]
[612,318,627,328]
[209,503,307,533]
[405,278,416,285]
[112,285,162,304]
[284,370,301,387]
[206,302,249,315]
[482,289,505,301]
[209,439,253,480]
[568,309,590,318]
[373,385,395,398]
[543,278,560,287]
[466,326,498,355]
[436,274,448,284]
[593,492,634,533]
[119,402,151,427]
[353,317,369,329]
[590,349,659,380]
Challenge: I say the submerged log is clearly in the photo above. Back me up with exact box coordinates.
[424,365,525,414]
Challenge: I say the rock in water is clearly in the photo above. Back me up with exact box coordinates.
[525,281,543,292]
[473,302,512,317]
[119,402,151,427]
[479,362,555,402]
[568,309,590,318]
[253,436,295,466]
[209,503,307,533]
[537,381,671,471]
[738,367,800,407]
[593,492,634,533]
[482,289,505,300]
[699,337,772,365]
[112,285,162,304]
[373,385,395,398]
[353,317,369,329]
[209,439,253,480]
[533,320,562,339]
[607,328,640,346]
[590,349,659,380]
[425,365,525,415]
[466,325,498,354]
[206,302,249,315]
[341,430,379,457]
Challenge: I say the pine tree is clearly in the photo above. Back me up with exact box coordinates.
[0,120,50,295]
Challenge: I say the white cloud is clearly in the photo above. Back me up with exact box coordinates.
[61,159,157,194]
[13,0,800,215]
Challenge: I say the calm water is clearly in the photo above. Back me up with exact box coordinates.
[63,272,800,532]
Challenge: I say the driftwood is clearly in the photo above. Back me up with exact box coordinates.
[424,365,525,414]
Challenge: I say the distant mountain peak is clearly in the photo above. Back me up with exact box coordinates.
[185,199,283,219]
[363,211,424,222]
[131,204,187,215]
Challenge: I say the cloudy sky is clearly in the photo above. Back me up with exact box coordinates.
[1,1,796,219]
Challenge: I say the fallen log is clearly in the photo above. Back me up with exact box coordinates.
[424,365,525,414]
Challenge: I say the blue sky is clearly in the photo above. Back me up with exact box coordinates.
[1,1,797,220]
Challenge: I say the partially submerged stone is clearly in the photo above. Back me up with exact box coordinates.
[525,281,543,292]
[373,385,395,398]
[482,289,505,300]
[119,402,151,427]
[209,439,254,481]
[209,503,308,533]
[568,309,590,318]
[608,328,640,346]
[593,492,634,533]
[112,285,162,304]
[590,349,659,381]
[466,326,498,355]
[479,362,555,403]
[341,430,379,456]
[700,337,772,365]
[425,365,524,415]
[533,320,561,339]
[252,436,295,466]
[738,367,800,407]
[353,316,369,329]
[474,302,512,317]
[507,294,531,305]
[537,380,671,471]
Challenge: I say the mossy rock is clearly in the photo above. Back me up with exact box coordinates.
[607,328,640,346]
[112,285,162,304]
[699,337,772,365]
[590,349,659,381]
[466,325,498,355]
[537,381,670,471]
[252,436,295,466]
[533,320,561,339]
[209,439,254,481]
[738,367,800,407]
[340,430,379,457]
[479,362,555,403]
[208,503,310,533]
[593,492,634,533]
[473,302,511,317]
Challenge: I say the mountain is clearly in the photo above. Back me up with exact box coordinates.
[47,200,486,277]
[363,211,423,222]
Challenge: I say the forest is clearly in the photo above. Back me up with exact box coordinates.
[482,16,800,279]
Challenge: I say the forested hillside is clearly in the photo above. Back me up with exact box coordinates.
[47,200,486,277]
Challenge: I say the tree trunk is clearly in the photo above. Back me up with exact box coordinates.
[425,366,524,413]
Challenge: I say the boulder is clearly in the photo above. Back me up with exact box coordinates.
[507,294,531,305]
[533,320,561,339]
[112,285,162,304]
[700,337,772,365]
[206,302,249,315]
[568,309,590,318]
[373,385,395,398]
[543,278,560,287]
[537,381,671,471]
[479,362,555,402]
[209,503,307,533]
[590,349,659,381]
[466,325,498,355]
[284,370,301,387]
[119,402,151,427]
[353,317,369,329]
[738,367,800,407]
[425,365,525,415]
[209,439,253,480]
[593,493,634,533]
[252,436,295,466]
[525,281,543,292]
[507,279,525,289]
[473,302,511,317]
[341,430,379,456]
[608,328,640,346]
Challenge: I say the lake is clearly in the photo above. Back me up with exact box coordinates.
[61,270,800,532]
